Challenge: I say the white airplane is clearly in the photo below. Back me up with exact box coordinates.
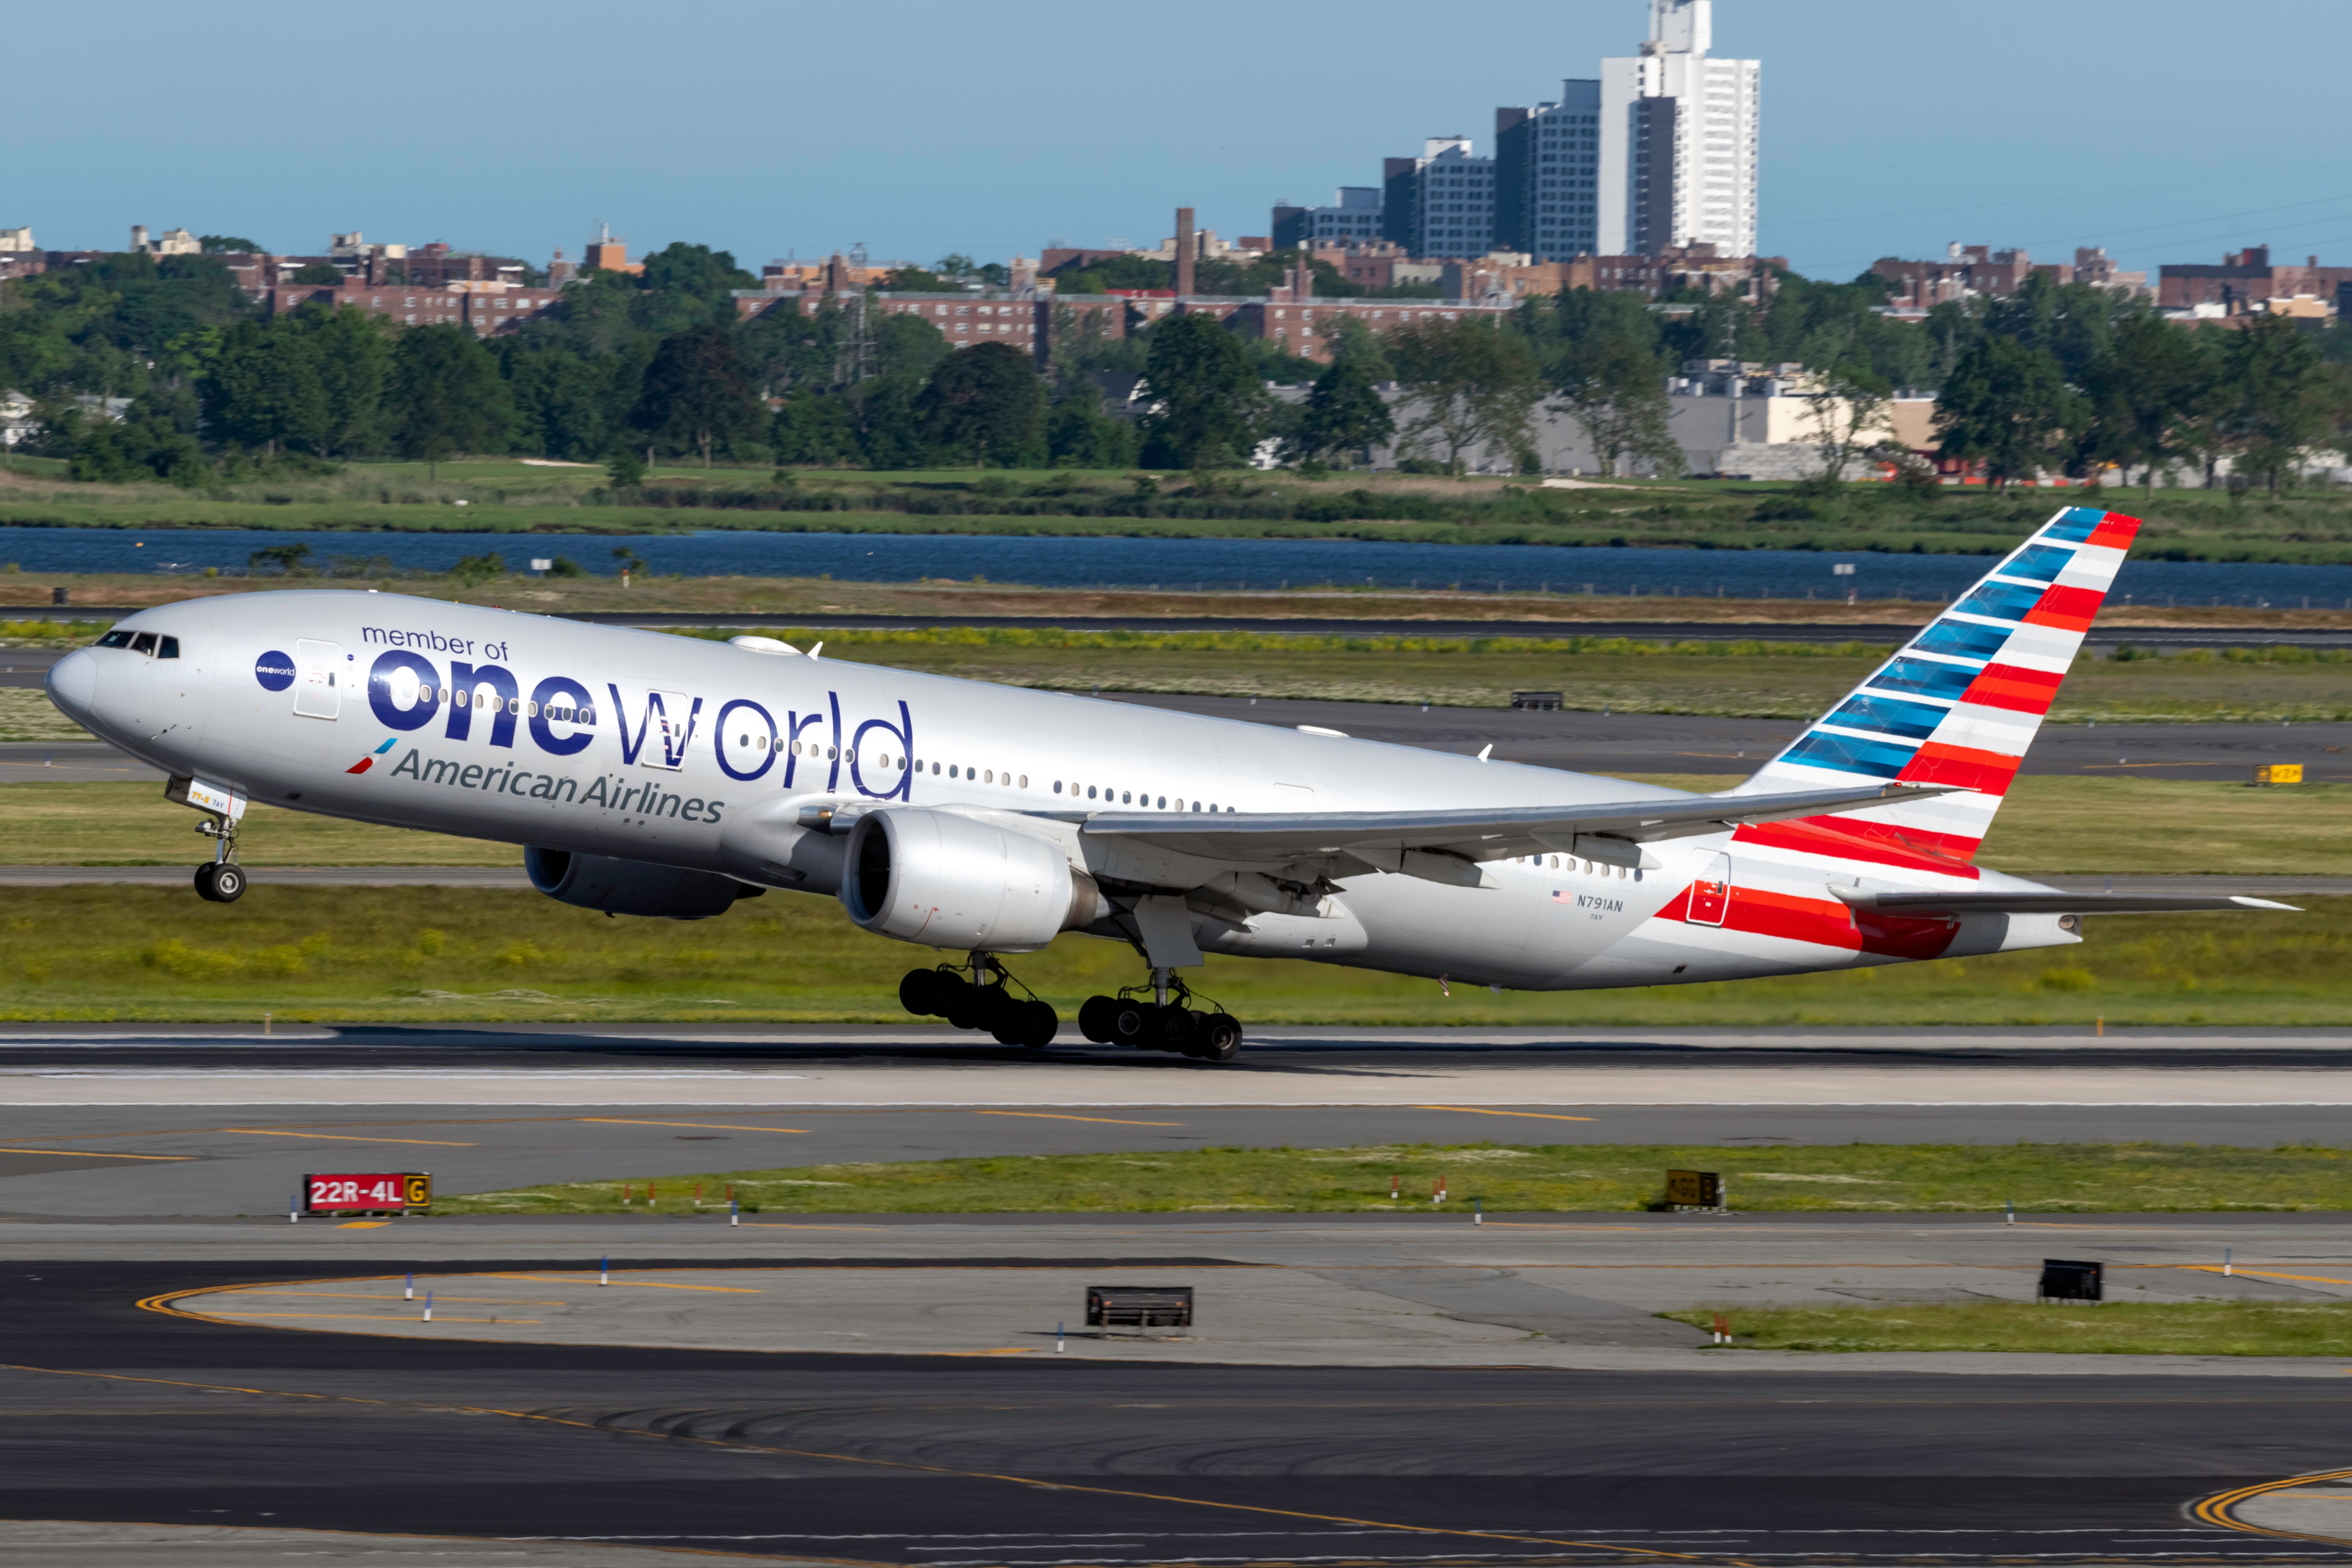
[46,505,2288,1063]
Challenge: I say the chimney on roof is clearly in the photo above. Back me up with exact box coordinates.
[1174,207,1196,297]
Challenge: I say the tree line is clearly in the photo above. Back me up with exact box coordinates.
[6,243,2350,488]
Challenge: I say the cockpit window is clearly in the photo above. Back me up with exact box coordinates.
[130,632,157,655]
[157,636,180,659]
[95,630,135,649]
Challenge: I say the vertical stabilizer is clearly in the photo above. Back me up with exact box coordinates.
[1731,506,2141,874]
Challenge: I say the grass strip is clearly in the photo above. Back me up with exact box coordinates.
[0,885,2340,1022]
[433,1141,2352,1216]
[1660,1301,2352,1357]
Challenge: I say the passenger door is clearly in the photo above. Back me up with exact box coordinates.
[1687,851,1732,927]
[293,639,343,720]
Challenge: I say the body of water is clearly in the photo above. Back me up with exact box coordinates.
[1,526,2344,609]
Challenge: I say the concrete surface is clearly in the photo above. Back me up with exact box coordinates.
[159,1229,2352,1377]
[5,1026,2352,1109]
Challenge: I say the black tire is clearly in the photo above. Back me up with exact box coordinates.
[943,979,988,1031]
[192,864,221,902]
[1153,1005,1195,1050]
[1016,999,1059,1049]
[899,969,941,1016]
[984,989,1027,1045]
[209,864,246,903]
[1110,1000,1152,1046]
[1194,1012,1243,1063]
[1078,995,1118,1044]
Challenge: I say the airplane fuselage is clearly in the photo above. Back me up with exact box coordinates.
[45,589,2075,993]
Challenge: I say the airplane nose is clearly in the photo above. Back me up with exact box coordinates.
[45,649,98,726]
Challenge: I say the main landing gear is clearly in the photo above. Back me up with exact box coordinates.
[1077,969,1242,1064]
[192,815,245,903]
[899,955,1060,1049]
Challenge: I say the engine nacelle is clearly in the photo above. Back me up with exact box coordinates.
[839,808,1103,952]
[525,846,763,920]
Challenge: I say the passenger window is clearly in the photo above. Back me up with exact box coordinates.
[1018,775,1027,788]
[130,632,157,655]
[1120,791,1131,804]
[1087,786,1098,799]
[983,770,994,784]
[1054,781,1063,793]
[1156,796,1166,809]
[949,765,958,778]
[158,636,180,659]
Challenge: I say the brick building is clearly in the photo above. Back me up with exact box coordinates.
[2160,246,2352,317]
[266,281,562,335]
[1873,244,2148,309]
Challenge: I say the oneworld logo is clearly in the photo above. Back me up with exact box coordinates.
[255,651,295,692]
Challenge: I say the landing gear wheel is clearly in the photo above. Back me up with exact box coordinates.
[1110,998,1152,1047]
[1192,1012,1242,1063]
[1078,995,1119,1044]
[1153,1005,1196,1051]
[1013,999,1059,1049]
[942,978,988,1031]
[899,968,944,1016]
[193,864,221,902]
[209,864,246,903]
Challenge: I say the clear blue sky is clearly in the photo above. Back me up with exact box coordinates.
[12,0,2351,284]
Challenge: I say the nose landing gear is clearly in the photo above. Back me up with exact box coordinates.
[899,954,1059,1049]
[192,817,244,904]
[1078,969,1242,1063]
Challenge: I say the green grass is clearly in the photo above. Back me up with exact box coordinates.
[0,782,517,866]
[1615,774,2352,877]
[1660,1301,2352,1357]
[11,460,2352,562]
[433,1140,2352,1215]
[0,884,2339,1023]
[789,628,2352,722]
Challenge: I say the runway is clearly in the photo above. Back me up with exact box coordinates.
[2,1024,2351,1219]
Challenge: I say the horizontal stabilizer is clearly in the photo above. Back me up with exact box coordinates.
[1062,781,1956,872]
[1835,890,2299,916]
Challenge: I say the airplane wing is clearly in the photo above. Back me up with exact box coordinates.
[1836,891,2300,915]
[1065,781,1957,878]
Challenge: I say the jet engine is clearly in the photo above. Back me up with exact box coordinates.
[839,808,1105,952]
[525,846,764,920]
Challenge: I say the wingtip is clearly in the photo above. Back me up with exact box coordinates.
[2228,896,2303,911]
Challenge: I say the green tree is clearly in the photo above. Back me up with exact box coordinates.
[198,235,261,253]
[2207,315,2336,495]
[630,324,761,467]
[286,306,392,456]
[1137,312,1268,469]
[1387,317,1540,473]
[1796,363,1895,482]
[1283,354,1394,466]
[288,263,345,285]
[387,324,512,478]
[1933,334,2081,489]
[200,320,327,457]
[917,343,1045,467]
[1553,335,1679,478]
[2077,312,2212,494]
[772,391,861,466]
[1043,394,1140,468]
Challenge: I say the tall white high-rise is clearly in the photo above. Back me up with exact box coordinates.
[1597,0,1759,257]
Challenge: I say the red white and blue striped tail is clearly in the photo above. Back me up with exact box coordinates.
[1729,506,2140,874]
